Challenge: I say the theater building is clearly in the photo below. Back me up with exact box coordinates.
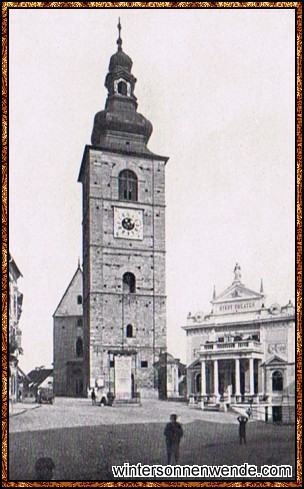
[183,264,295,422]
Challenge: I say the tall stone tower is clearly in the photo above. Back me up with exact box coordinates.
[78,23,168,399]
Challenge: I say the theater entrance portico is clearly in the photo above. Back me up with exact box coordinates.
[183,266,295,422]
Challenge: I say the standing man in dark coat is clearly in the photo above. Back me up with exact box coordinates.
[237,415,248,444]
[91,388,96,406]
[164,414,184,465]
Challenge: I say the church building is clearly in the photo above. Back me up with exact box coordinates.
[53,265,84,396]
[76,23,168,400]
[183,264,295,423]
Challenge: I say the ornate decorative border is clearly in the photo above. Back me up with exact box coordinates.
[2,2,302,487]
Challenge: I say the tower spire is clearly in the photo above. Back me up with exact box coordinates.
[91,20,153,151]
[260,278,264,294]
[117,17,122,51]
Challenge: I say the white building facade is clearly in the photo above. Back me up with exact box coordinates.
[9,253,23,402]
[183,265,295,423]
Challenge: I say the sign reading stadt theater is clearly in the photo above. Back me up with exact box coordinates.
[219,301,257,312]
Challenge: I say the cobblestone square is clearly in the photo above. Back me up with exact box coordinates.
[8,398,296,482]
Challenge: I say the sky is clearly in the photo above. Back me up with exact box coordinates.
[8,7,296,373]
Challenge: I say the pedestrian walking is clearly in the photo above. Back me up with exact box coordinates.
[164,414,183,465]
[35,457,55,481]
[237,415,248,445]
[245,402,253,418]
[91,388,96,406]
[98,386,107,406]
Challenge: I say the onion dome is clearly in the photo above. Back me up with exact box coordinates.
[109,49,132,73]
[109,50,132,72]
[91,108,153,147]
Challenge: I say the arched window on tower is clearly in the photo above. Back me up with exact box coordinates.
[76,337,84,358]
[126,324,134,338]
[123,272,136,294]
[119,170,138,201]
[118,80,128,96]
[272,370,283,391]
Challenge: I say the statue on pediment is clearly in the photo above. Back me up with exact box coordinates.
[233,263,242,282]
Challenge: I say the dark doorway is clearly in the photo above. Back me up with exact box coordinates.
[240,370,245,396]
[75,379,83,397]
[272,406,282,422]
[231,366,236,395]
[158,365,167,400]
[76,337,83,358]
[196,373,201,394]
[254,360,259,393]
[131,373,135,398]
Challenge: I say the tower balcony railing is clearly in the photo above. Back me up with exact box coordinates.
[202,340,263,354]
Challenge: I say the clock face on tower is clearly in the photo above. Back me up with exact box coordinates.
[114,207,143,240]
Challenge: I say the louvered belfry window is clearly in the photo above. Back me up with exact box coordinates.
[119,170,138,201]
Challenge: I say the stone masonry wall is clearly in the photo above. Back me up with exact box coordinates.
[81,147,167,394]
[53,315,83,396]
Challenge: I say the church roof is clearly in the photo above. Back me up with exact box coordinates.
[26,368,53,386]
[53,265,83,317]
